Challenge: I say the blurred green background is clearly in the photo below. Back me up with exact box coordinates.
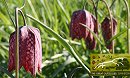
[0,0,129,78]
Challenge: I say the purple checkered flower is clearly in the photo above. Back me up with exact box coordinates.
[101,17,117,49]
[8,26,42,76]
[70,9,97,50]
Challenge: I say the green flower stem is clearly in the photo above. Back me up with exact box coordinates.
[15,7,19,78]
[18,10,27,26]
[15,1,26,78]
[123,0,130,53]
[26,14,93,78]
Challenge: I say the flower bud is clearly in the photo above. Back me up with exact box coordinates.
[8,26,42,76]
[101,17,117,49]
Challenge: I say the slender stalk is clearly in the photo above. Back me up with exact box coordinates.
[18,10,27,26]
[123,0,130,53]
[15,8,19,78]
[91,0,98,19]
[18,0,27,26]
[14,1,26,78]
[15,1,26,78]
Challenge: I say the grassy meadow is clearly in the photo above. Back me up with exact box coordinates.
[0,0,130,78]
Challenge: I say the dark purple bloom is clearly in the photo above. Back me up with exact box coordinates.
[70,10,92,40]
[101,17,117,49]
[70,9,97,50]
[8,26,42,76]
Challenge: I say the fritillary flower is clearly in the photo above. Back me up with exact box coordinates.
[101,17,117,49]
[70,9,97,50]
[70,9,92,40]
[8,26,42,76]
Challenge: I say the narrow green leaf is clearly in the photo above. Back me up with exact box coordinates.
[26,14,92,77]
[109,28,127,42]
[48,37,81,45]
[56,0,70,22]
[27,0,38,19]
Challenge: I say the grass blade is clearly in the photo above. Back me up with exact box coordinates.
[109,28,127,42]
[56,0,70,21]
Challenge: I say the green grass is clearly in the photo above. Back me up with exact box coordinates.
[0,0,129,78]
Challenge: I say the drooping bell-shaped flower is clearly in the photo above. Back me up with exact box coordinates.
[101,17,117,49]
[8,26,42,76]
[70,10,92,40]
[70,9,97,50]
